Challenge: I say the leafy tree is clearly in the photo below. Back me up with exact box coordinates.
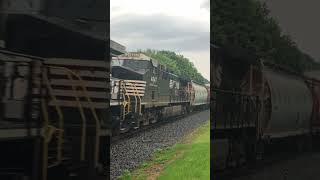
[140,49,209,84]
[212,0,319,73]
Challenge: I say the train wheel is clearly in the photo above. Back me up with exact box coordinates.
[296,136,305,153]
[142,113,149,126]
[244,134,258,163]
[47,164,70,180]
[120,118,132,133]
[256,140,265,161]
[150,111,159,124]
[226,138,245,168]
[182,106,187,115]
[226,138,234,168]
[132,115,142,130]
[150,118,157,124]
[306,135,313,152]
[298,135,313,152]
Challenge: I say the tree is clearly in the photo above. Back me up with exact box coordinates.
[211,0,319,73]
[140,49,209,84]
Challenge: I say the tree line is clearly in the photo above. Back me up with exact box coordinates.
[140,49,209,84]
[211,0,320,73]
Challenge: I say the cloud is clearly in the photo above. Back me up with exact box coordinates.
[201,0,210,11]
[111,13,209,52]
[110,13,210,80]
[111,6,121,12]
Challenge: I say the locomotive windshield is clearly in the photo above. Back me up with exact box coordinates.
[112,59,151,71]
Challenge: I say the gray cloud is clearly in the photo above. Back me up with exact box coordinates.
[111,6,121,12]
[201,0,210,11]
[111,13,209,52]
[264,0,320,61]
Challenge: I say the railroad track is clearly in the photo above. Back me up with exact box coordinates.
[111,110,202,143]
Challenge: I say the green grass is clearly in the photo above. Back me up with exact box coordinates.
[118,121,210,180]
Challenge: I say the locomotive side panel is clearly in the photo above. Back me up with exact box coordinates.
[143,60,189,108]
[141,62,167,108]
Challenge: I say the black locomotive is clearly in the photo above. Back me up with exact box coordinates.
[111,52,210,134]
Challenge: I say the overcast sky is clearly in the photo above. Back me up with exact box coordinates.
[264,0,320,62]
[111,0,210,80]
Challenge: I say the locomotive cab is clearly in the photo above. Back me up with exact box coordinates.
[111,56,149,80]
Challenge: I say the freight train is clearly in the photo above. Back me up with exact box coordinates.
[0,1,110,180]
[211,44,320,169]
[0,1,209,179]
[110,52,210,134]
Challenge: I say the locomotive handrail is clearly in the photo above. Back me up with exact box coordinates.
[132,84,138,116]
[42,68,65,164]
[120,80,131,118]
[40,89,50,180]
[212,89,260,135]
[46,65,102,167]
[132,83,142,115]
[118,80,145,129]
[65,72,87,161]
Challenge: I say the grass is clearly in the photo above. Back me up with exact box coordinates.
[118,120,210,180]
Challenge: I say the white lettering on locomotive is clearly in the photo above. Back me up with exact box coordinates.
[169,79,179,89]
[150,76,158,87]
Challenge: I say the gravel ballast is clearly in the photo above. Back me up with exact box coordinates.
[110,110,210,179]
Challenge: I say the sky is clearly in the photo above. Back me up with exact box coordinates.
[110,0,210,80]
[264,0,320,62]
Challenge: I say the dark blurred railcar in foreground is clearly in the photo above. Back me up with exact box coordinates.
[0,52,110,180]
[0,1,111,180]
[110,52,210,134]
[0,0,108,59]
